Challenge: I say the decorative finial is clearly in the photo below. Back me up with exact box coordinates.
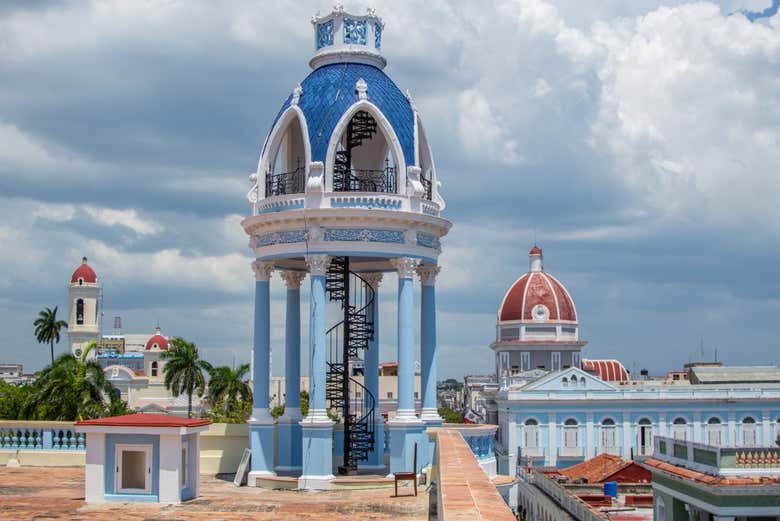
[366,7,376,16]
[356,78,368,100]
[291,84,303,106]
[333,3,344,14]
[82,256,88,264]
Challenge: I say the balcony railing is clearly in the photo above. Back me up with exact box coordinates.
[559,446,584,458]
[265,164,305,197]
[0,422,85,451]
[421,172,433,200]
[654,435,780,476]
[334,165,397,194]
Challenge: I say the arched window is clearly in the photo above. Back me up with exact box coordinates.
[151,361,158,377]
[656,496,666,521]
[562,377,569,387]
[579,377,586,388]
[638,418,653,456]
[742,416,757,446]
[672,417,688,441]
[76,299,84,325]
[705,417,722,446]
[78,277,84,286]
[563,419,579,449]
[265,110,307,196]
[601,418,617,451]
[524,419,539,450]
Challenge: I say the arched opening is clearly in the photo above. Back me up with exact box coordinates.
[151,361,158,377]
[417,117,435,201]
[638,418,653,456]
[600,418,617,453]
[524,418,540,455]
[563,418,579,454]
[266,111,307,196]
[742,416,757,446]
[705,417,722,446]
[76,299,84,325]
[672,417,688,441]
[331,108,399,194]
[562,377,569,387]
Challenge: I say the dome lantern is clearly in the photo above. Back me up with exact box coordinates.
[310,6,386,70]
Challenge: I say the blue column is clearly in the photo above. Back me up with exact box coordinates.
[277,271,305,475]
[388,257,423,475]
[418,266,441,423]
[299,254,333,490]
[248,261,275,479]
[360,273,385,470]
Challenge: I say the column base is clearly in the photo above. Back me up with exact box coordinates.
[420,408,443,423]
[299,418,334,490]
[275,419,302,475]
[247,469,275,487]
[387,420,425,474]
[248,421,276,476]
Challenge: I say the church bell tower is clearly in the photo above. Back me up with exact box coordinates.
[67,256,101,358]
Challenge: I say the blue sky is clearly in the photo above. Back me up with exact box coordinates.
[0,0,778,379]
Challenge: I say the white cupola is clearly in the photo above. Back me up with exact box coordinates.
[310,6,385,70]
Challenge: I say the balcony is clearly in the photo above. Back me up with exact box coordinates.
[333,165,397,194]
[559,446,584,458]
[654,435,780,477]
[265,165,305,197]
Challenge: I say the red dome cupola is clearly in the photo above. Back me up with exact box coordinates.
[71,256,98,285]
[145,326,169,351]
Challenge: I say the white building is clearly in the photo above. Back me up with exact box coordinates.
[488,247,780,476]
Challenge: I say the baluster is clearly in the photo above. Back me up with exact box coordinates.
[54,430,62,450]
[774,451,779,467]
[34,429,41,449]
[77,432,85,450]
[0,429,7,449]
[66,430,74,450]
[11,430,19,449]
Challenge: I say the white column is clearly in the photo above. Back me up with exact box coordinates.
[84,432,105,503]
[622,413,632,459]
[506,416,518,477]
[762,410,771,446]
[658,413,667,439]
[548,413,557,467]
[159,434,182,504]
[693,412,701,443]
[585,413,594,459]
[728,412,736,447]
[192,434,200,498]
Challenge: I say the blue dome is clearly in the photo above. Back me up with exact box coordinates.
[268,63,416,167]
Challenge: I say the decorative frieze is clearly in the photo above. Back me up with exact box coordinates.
[306,254,330,277]
[391,257,421,279]
[252,261,274,282]
[254,230,308,247]
[416,231,441,250]
[280,271,306,289]
[323,228,404,244]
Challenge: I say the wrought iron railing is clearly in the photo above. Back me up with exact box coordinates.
[421,172,433,200]
[333,157,396,194]
[265,161,305,197]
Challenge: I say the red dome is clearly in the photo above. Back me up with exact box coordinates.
[71,257,97,284]
[582,359,629,382]
[498,247,577,323]
[145,328,169,351]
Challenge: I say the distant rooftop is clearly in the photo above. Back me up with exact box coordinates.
[689,365,780,384]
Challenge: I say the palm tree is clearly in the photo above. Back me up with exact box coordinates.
[161,337,212,418]
[206,364,252,417]
[23,342,125,421]
[34,306,68,364]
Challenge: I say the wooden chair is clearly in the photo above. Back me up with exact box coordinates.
[393,442,418,497]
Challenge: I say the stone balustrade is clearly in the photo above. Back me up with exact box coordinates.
[0,421,85,451]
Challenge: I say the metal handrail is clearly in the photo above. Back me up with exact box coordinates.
[265,160,305,197]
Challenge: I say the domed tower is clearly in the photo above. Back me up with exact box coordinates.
[143,325,169,383]
[67,257,101,358]
[241,6,451,488]
[491,247,586,387]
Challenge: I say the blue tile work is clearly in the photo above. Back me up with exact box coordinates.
[343,18,367,45]
[323,228,404,244]
[316,20,334,49]
[266,63,415,167]
[255,230,308,247]
[374,22,382,49]
[416,232,440,249]
[465,434,494,461]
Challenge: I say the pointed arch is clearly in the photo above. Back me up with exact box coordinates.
[258,106,311,198]
[416,115,444,207]
[324,100,407,193]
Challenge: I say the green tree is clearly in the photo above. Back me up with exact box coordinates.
[0,381,32,420]
[22,342,125,421]
[205,364,252,423]
[438,407,464,424]
[161,337,212,418]
[33,306,68,364]
[270,390,309,419]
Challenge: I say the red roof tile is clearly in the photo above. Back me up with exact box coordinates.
[643,458,780,486]
[76,413,210,428]
[560,453,627,483]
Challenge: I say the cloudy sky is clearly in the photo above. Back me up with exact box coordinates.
[1,0,779,379]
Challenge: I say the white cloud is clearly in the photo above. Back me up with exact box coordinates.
[532,78,551,97]
[82,206,162,236]
[33,203,76,222]
[457,89,523,165]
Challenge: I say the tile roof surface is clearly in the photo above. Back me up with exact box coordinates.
[267,63,415,166]
[643,458,780,487]
[76,413,210,428]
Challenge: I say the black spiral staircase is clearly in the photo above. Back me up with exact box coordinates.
[325,256,378,474]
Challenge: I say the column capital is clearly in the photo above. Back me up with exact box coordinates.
[280,270,306,289]
[252,260,274,282]
[361,272,383,288]
[416,265,440,286]
[390,257,421,279]
[305,254,329,277]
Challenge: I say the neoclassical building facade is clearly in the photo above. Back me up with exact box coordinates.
[488,248,780,475]
[241,7,451,489]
